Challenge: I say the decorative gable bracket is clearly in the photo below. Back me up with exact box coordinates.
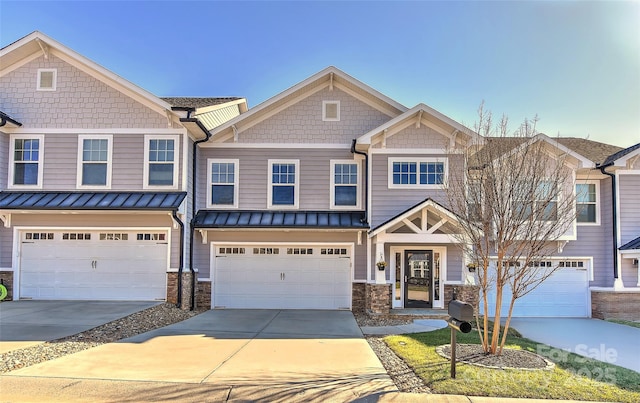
[0,213,10,228]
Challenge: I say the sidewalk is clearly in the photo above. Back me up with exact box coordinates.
[360,319,448,336]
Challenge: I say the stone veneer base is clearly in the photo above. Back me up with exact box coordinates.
[591,289,640,321]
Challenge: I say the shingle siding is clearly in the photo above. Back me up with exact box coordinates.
[384,125,450,149]
[0,55,167,128]
[239,88,390,144]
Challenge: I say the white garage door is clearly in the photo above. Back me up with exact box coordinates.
[213,245,352,310]
[485,261,590,317]
[20,230,168,300]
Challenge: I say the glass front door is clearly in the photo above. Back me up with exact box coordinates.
[404,250,432,308]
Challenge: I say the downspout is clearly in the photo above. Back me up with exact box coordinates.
[351,139,368,223]
[184,118,212,310]
[598,163,622,287]
[172,209,185,308]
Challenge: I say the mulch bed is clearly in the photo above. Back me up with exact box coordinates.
[437,343,555,370]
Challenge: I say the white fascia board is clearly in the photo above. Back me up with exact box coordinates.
[357,103,481,146]
[535,134,595,168]
[369,199,460,237]
[208,66,408,142]
[611,147,640,168]
[2,32,175,119]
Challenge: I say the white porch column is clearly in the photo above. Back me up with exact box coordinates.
[375,241,386,284]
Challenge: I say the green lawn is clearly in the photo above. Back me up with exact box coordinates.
[606,319,640,329]
[384,328,640,402]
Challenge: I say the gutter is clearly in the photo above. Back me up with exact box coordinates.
[597,162,621,285]
[0,114,22,127]
[182,117,212,310]
[171,209,185,308]
[351,139,368,223]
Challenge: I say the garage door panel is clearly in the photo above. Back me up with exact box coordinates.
[484,266,588,317]
[213,245,352,310]
[20,230,168,301]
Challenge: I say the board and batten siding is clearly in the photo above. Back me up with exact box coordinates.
[35,133,183,190]
[197,147,363,211]
[370,153,461,228]
[8,213,181,269]
[555,177,613,287]
[0,55,167,129]
[238,87,391,144]
[193,230,367,281]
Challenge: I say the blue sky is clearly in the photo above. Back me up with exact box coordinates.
[1,1,639,148]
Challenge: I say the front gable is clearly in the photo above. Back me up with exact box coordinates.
[207,66,408,145]
[237,87,391,144]
[0,54,169,129]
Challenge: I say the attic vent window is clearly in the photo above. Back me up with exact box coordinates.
[323,101,340,121]
[37,69,57,91]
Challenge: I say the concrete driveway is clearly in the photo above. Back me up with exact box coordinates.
[0,300,160,353]
[508,317,640,373]
[2,309,395,402]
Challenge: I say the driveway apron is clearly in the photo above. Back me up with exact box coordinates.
[509,317,640,373]
[4,309,396,401]
[0,300,160,353]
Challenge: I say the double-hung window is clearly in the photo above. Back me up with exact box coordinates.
[77,135,112,188]
[388,157,447,188]
[268,160,299,208]
[144,135,179,189]
[9,135,44,188]
[208,159,239,208]
[512,180,557,221]
[331,160,359,208]
[576,182,599,224]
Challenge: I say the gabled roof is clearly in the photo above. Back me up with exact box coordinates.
[193,210,368,229]
[0,191,186,210]
[162,97,244,110]
[356,103,482,150]
[1,31,174,118]
[473,134,602,169]
[208,66,408,141]
[556,138,624,166]
[370,198,462,236]
[603,142,640,167]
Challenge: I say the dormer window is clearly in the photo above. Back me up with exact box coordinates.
[37,69,57,91]
[323,101,340,121]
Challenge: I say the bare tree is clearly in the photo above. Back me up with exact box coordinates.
[445,103,577,355]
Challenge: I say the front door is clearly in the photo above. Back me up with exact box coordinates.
[404,250,432,308]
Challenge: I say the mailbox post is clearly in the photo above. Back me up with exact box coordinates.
[447,299,473,378]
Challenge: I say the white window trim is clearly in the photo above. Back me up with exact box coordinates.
[267,159,299,209]
[388,157,448,189]
[330,160,360,209]
[576,180,600,226]
[8,134,45,189]
[322,100,340,122]
[143,134,180,190]
[36,68,57,91]
[76,134,113,189]
[207,158,239,209]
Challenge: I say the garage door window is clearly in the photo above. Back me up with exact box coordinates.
[62,233,91,240]
[100,233,128,241]
[24,232,54,240]
[137,233,166,241]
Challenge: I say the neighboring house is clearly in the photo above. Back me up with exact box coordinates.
[1,32,638,319]
[0,32,246,306]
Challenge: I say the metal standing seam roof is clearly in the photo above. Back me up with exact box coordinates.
[0,192,187,210]
[193,210,369,229]
[620,236,640,251]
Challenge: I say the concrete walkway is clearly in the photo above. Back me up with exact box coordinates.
[0,300,159,353]
[361,319,448,336]
[508,317,640,373]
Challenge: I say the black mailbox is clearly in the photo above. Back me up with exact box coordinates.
[448,300,474,322]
